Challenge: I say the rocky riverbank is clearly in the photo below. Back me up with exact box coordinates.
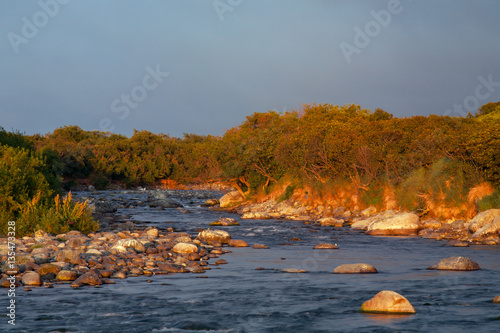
[215,191,500,246]
[0,224,246,290]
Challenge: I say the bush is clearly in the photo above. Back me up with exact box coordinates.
[477,190,500,211]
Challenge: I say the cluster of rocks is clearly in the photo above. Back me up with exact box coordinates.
[0,227,249,290]
[216,191,500,246]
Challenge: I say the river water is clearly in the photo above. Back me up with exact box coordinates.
[4,190,500,332]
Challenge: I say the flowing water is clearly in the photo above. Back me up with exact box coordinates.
[3,190,500,332]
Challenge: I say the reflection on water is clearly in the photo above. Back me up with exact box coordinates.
[4,190,500,333]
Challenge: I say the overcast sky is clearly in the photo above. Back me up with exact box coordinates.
[1,0,499,138]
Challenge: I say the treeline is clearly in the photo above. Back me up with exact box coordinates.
[2,101,500,230]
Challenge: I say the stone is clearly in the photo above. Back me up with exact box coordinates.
[241,212,272,220]
[146,228,159,238]
[318,217,344,227]
[360,206,377,217]
[73,270,103,286]
[366,213,422,236]
[37,263,62,277]
[66,237,86,248]
[468,209,500,234]
[215,259,228,265]
[197,229,231,244]
[209,217,240,226]
[313,243,338,249]
[228,239,249,247]
[172,242,198,254]
[201,199,220,207]
[149,198,183,209]
[430,256,480,271]
[282,268,307,273]
[56,250,82,264]
[22,272,42,286]
[86,249,103,256]
[493,296,500,304]
[157,263,187,273]
[219,191,244,208]
[253,244,269,249]
[447,240,469,247]
[111,238,146,253]
[56,270,77,281]
[333,263,378,274]
[468,216,500,242]
[360,290,416,314]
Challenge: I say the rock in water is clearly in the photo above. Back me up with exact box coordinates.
[359,290,416,314]
[313,243,338,249]
[333,263,378,274]
[56,270,77,281]
[366,212,422,236]
[172,242,198,254]
[228,239,249,247]
[196,229,231,244]
[492,296,500,304]
[73,270,103,286]
[282,268,307,273]
[209,217,240,226]
[429,256,480,271]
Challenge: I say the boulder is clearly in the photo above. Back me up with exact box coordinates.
[172,243,198,254]
[318,217,344,227]
[468,209,500,234]
[22,272,42,286]
[360,206,377,217]
[209,217,240,226]
[366,213,422,236]
[350,218,377,230]
[241,212,272,220]
[333,263,378,274]
[196,229,231,244]
[219,191,244,208]
[468,216,500,242]
[429,256,480,271]
[37,263,62,277]
[73,270,103,286]
[359,290,416,314]
[228,239,249,247]
[313,243,339,249]
[56,250,82,264]
[111,238,146,253]
[56,270,77,281]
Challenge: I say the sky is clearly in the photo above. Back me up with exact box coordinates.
[1,0,500,138]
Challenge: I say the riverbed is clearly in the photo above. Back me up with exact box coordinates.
[4,190,500,332]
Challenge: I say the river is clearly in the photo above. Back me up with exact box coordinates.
[4,190,500,332]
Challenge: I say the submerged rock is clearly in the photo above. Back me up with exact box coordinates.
[360,290,416,314]
[429,256,480,271]
[333,263,378,274]
[228,239,249,247]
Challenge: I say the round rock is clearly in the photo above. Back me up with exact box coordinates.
[360,290,416,314]
[172,242,198,254]
[22,271,42,286]
[430,256,480,271]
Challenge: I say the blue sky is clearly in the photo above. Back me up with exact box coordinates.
[1,0,499,137]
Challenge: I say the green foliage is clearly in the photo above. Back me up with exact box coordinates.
[278,185,296,203]
[477,190,500,211]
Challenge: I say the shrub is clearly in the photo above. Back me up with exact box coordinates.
[476,190,500,211]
